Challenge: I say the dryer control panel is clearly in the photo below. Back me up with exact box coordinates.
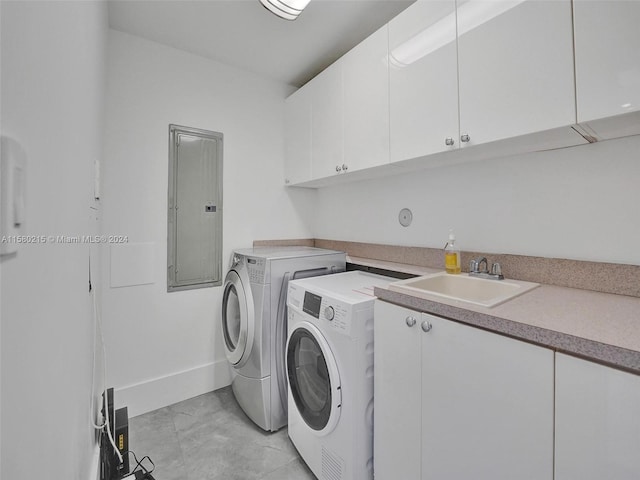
[245,256,266,284]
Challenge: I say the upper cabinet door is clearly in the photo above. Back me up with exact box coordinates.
[573,0,640,135]
[457,0,576,148]
[342,25,390,172]
[311,59,344,179]
[389,0,459,162]
[284,87,312,186]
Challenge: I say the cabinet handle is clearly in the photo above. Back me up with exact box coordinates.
[342,164,349,172]
[421,320,432,333]
[335,165,342,173]
[405,316,417,328]
[460,134,471,143]
[445,137,455,146]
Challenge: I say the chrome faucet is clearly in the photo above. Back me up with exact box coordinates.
[469,256,504,280]
[470,257,488,274]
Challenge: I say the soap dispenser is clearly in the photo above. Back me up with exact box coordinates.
[444,230,461,274]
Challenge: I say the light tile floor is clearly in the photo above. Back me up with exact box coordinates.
[128,387,317,480]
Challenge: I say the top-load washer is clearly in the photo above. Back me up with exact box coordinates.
[286,271,395,480]
[221,246,345,432]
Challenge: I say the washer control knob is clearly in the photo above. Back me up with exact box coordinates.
[324,306,335,321]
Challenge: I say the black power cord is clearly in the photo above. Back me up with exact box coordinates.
[119,450,156,480]
[122,472,155,480]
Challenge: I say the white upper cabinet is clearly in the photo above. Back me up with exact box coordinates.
[311,59,344,180]
[389,0,459,162]
[284,0,601,187]
[285,25,391,186]
[555,353,640,479]
[284,87,312,185]
[343,25,390,172]
[573,0,640,139]
[457,0,576,147]
[388,0,579,164]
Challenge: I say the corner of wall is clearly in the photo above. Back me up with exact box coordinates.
[115,360,231,417]
[89,443,101,480]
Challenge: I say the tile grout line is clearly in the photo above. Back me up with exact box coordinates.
[169,405,192,480]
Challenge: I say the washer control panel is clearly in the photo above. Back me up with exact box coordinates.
[324,306,335,321]
[320,299,351,335]
[300,289,351,335]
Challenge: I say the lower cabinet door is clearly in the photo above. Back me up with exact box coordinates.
[373,301,422,480]
[420,313,554,479]
[555,353,640,479]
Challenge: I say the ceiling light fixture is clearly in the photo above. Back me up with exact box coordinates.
[260,0,310,21]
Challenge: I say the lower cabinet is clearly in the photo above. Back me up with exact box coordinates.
[555,353,640,479]
[374,300,554,479]
[374,300,640,479]
[374,302,422,479]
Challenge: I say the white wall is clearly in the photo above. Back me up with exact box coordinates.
[314,135,640,265]
[0,1,107,479]
[103,30,315,415]
[0,1,3,472]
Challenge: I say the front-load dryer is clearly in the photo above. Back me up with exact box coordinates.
[286,271,395,479]
[221,246,345,432]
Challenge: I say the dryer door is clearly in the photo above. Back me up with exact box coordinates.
[286,321,341,435]
[222,268,254,366]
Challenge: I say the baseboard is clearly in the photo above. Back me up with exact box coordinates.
[115,360,231,417]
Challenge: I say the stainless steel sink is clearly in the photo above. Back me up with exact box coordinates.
[389,272,539,308]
